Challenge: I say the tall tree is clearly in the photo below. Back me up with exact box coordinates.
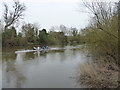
[3,0,26,30]
[22,23,36,43]
[81,0,118,39]
[38,29,48,44]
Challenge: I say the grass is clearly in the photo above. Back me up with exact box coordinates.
[78,61,119,88]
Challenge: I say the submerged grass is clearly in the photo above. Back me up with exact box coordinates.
[78,61,119,88]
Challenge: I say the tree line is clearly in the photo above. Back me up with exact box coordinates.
[2,23,83,46]
[1,0,84,47]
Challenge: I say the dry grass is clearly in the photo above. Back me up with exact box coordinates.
[78,62,119,88]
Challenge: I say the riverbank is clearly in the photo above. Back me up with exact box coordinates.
[78,60,119,88]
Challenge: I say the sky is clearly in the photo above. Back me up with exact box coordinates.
[0,0,119,31]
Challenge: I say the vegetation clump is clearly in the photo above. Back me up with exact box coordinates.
[78,62,118,88]
[77,1,119,88]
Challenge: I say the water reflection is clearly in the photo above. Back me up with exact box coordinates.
[3,52,26,88]
[2,46,88,88]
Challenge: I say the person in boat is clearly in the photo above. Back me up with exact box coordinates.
[37,46,40,50]
[33,47,36,50]
[42,46,45,49]
[46,46,49,49]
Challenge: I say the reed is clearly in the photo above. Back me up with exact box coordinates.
[78,61,118,88]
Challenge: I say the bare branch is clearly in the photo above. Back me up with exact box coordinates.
[80,0,118,39]
[4,0,26,30]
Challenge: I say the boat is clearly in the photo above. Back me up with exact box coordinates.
[15,48,49,53]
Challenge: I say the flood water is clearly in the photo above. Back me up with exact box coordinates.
[2,45,89,88]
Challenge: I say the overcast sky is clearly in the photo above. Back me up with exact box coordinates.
[0,0,119,31]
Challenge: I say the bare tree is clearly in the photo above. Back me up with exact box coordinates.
[81,0,118,38]
[3,0,26,30]
[59,24,67,32]
[33,23,41,36]
[49,26,57,32]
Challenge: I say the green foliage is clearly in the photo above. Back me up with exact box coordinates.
[47,31,67,45]
[3,27,17,46]
[3,24,81,47]
[2,25,83,46]
[67,28,82,45]
[38,29,48,44]
[22,23,37,44]
[18,33,22,38]
[81,11,118,64]
[2,26,28,46]
[71,27,78,37]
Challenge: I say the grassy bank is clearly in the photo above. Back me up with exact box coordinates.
[76,1,119,88]
[78,60,119,88]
